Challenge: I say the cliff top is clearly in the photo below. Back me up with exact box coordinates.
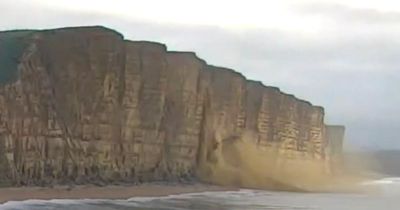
[41,25,124,38]
[0,25,324,110]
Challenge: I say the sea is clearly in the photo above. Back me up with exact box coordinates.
[0,178,399,210]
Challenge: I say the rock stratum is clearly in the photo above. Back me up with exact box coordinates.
[0,26,343,189]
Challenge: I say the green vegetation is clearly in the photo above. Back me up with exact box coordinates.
[0,30,36,85]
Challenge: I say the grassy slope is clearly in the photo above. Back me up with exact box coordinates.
[0,30,36,84]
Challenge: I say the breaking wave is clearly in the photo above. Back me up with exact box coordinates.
[1,185,399,210]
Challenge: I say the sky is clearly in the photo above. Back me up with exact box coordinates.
[1,0,399,150]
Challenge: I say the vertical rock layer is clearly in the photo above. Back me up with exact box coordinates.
[0,26,333,186]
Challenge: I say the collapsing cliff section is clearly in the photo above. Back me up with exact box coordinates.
[0,26,327,186]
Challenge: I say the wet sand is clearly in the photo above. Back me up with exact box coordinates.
[0,183,236,204]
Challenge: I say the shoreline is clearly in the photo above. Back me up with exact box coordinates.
[0,183,237,204]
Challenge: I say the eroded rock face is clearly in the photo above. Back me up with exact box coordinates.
[0,26,331,186]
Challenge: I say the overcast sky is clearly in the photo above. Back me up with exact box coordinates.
[1,0,399,150]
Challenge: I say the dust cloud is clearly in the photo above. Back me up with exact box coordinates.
[197,135,373,193]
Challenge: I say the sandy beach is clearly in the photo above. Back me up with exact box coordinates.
[0,183,236,204]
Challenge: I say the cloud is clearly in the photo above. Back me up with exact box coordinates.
[298,2,400,24]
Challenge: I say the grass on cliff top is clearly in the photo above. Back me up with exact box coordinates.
[0,30,36,85]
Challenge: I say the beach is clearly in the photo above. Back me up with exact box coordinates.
[0,179,398,210]
[0,183,235,204]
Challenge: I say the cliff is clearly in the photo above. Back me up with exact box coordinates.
[0,26,333,187]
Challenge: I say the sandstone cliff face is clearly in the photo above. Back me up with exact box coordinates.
[0,26,329,186]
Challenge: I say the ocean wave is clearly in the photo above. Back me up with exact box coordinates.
[362,177,400,185]
[0,190,246,210]
[1,188,398,210]
[0,189,287,210]
[0,198,107,210]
